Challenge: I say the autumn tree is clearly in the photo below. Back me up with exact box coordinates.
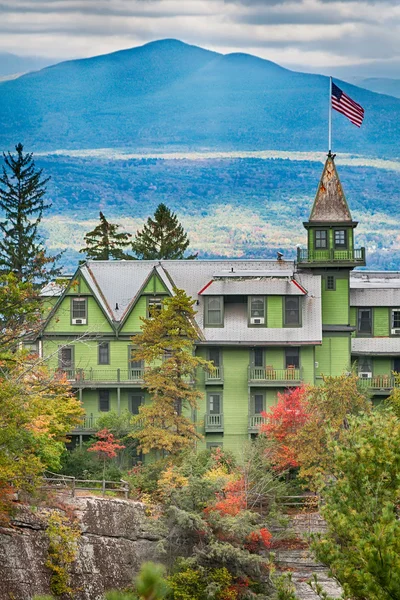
[80,211,132,261]
[261,375,371,488]
[0,143,62,283]
[129,289,211,455]
[88,428,125,478]
[0,358,83,520]
[132,204,197,260]
[312,409,400,600]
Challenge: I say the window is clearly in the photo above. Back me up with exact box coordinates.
[357,308,372,335]
[163,349,173,362]
[208,392,222,415]
[252,348,264,368]
[147,297,163,317]
[99,390,110,412]
[253,393,264,415]
[249,296,265,324]
[392,309,400,330]
[129,393,143,415]
[208,348,221,367]
[315,230,328,249]
[128,346,144,379]
[284,297,301,326]
[334,230,347,248]
[58,346,74,372]
[205,296,224,326]
[285,347,300,369]
[98,342,110,365]
[206,442,223,450]
[71,297,87,322]
[326,275,335,291]
[393,358,400,373]
[358,356,372,373]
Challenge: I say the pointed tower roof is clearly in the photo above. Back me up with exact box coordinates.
[309,153,353,223]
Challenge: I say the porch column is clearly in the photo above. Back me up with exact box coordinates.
[117,387,121,415]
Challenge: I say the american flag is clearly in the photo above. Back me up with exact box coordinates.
[331,82,365,127]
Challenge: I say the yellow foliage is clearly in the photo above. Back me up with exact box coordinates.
[157,466,188,500]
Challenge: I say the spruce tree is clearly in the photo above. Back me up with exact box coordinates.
[0,143,61,283]
[80,211,132,260]
[132,203,197,260]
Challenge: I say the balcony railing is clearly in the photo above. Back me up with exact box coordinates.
[73,414,100,431]
[297,247,365,265]
[358,375,400,391]
[205,366,224,384]
[248,366,302,385]
[205,413,224,432]
[56,368,146,384]
[248,415,266,432]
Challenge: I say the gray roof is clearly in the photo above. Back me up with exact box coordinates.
[350,271,400,306]
[352,337,400,355]
[200,277,306,296]
[78,260,322,344]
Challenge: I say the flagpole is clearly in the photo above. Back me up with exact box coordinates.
[328,76,332,154]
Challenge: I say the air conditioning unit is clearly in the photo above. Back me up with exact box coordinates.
[392,328,400,335]
[72,318,87,325]
[359,372,372,379]
[250,317,265,325]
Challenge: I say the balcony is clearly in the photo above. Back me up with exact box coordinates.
[56,368,145,387]
[73,414,100,432]
[205,366,224,385]
[248,414,266,433]
[358,375,400,395]
[205,413,224,432]
[297,247,366,267]
[248,366,303,386]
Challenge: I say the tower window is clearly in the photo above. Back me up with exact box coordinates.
[334,230,347,248]
[315,230,328,249]
[326,275,336,291]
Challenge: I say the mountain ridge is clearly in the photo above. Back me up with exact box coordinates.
[1,39,399,158]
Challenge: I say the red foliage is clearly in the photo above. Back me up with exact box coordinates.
[260,386,309,471]
[206,477,247,516]
[245,528,272,552]
[87,428,125,461]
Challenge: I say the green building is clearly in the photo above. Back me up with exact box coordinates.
[37,154,400,453]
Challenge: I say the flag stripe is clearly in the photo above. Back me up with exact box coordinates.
[331,81,364,127]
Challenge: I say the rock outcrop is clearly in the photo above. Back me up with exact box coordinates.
[0,495,161,600]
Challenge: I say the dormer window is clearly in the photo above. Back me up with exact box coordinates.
[315,230,328,249]
[249,296,265,325]
[205,296,224,327]
[334,229,347,249]
[284,296,301,326]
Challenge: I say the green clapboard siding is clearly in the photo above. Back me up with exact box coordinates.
[45,296,113,333]
[315,335,350,379]
[222,348,249,436]
[142,273,169,295]
[373,357,392,376]
[373,307,389,337]
[266,348,284,369]
[300,346,315,384]
[322,276,349,324]
[267,297,283,328]
[65,276,91,296]
[120,296,147,333]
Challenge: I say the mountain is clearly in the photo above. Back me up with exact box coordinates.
[0,52,53,77]
[0,39,400,157]
[351,78,400,100]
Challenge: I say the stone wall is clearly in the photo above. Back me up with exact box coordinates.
[0,496,161,600]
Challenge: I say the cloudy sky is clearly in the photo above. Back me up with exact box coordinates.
[1,0,400,74]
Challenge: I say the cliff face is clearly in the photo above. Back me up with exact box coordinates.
[0,496,161,600]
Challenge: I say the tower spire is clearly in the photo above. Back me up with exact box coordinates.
[309,153,352,223]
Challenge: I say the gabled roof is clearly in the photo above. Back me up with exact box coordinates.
[350,271,400,306]
[309,153,353,223]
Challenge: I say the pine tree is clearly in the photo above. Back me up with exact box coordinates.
[132,203,197,260]
[80,211,132,260]
[0,143,61,283]
[129,289,211,455]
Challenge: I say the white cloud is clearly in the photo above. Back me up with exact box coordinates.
[0,0,398,72]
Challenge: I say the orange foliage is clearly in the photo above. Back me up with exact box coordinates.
[206,477,247,516]
[88,428,125,460]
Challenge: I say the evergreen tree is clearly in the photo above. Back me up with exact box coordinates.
[0,143,61,282]
[80,211,132,260]
[129,289,211,455]
[132,204,197,260]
